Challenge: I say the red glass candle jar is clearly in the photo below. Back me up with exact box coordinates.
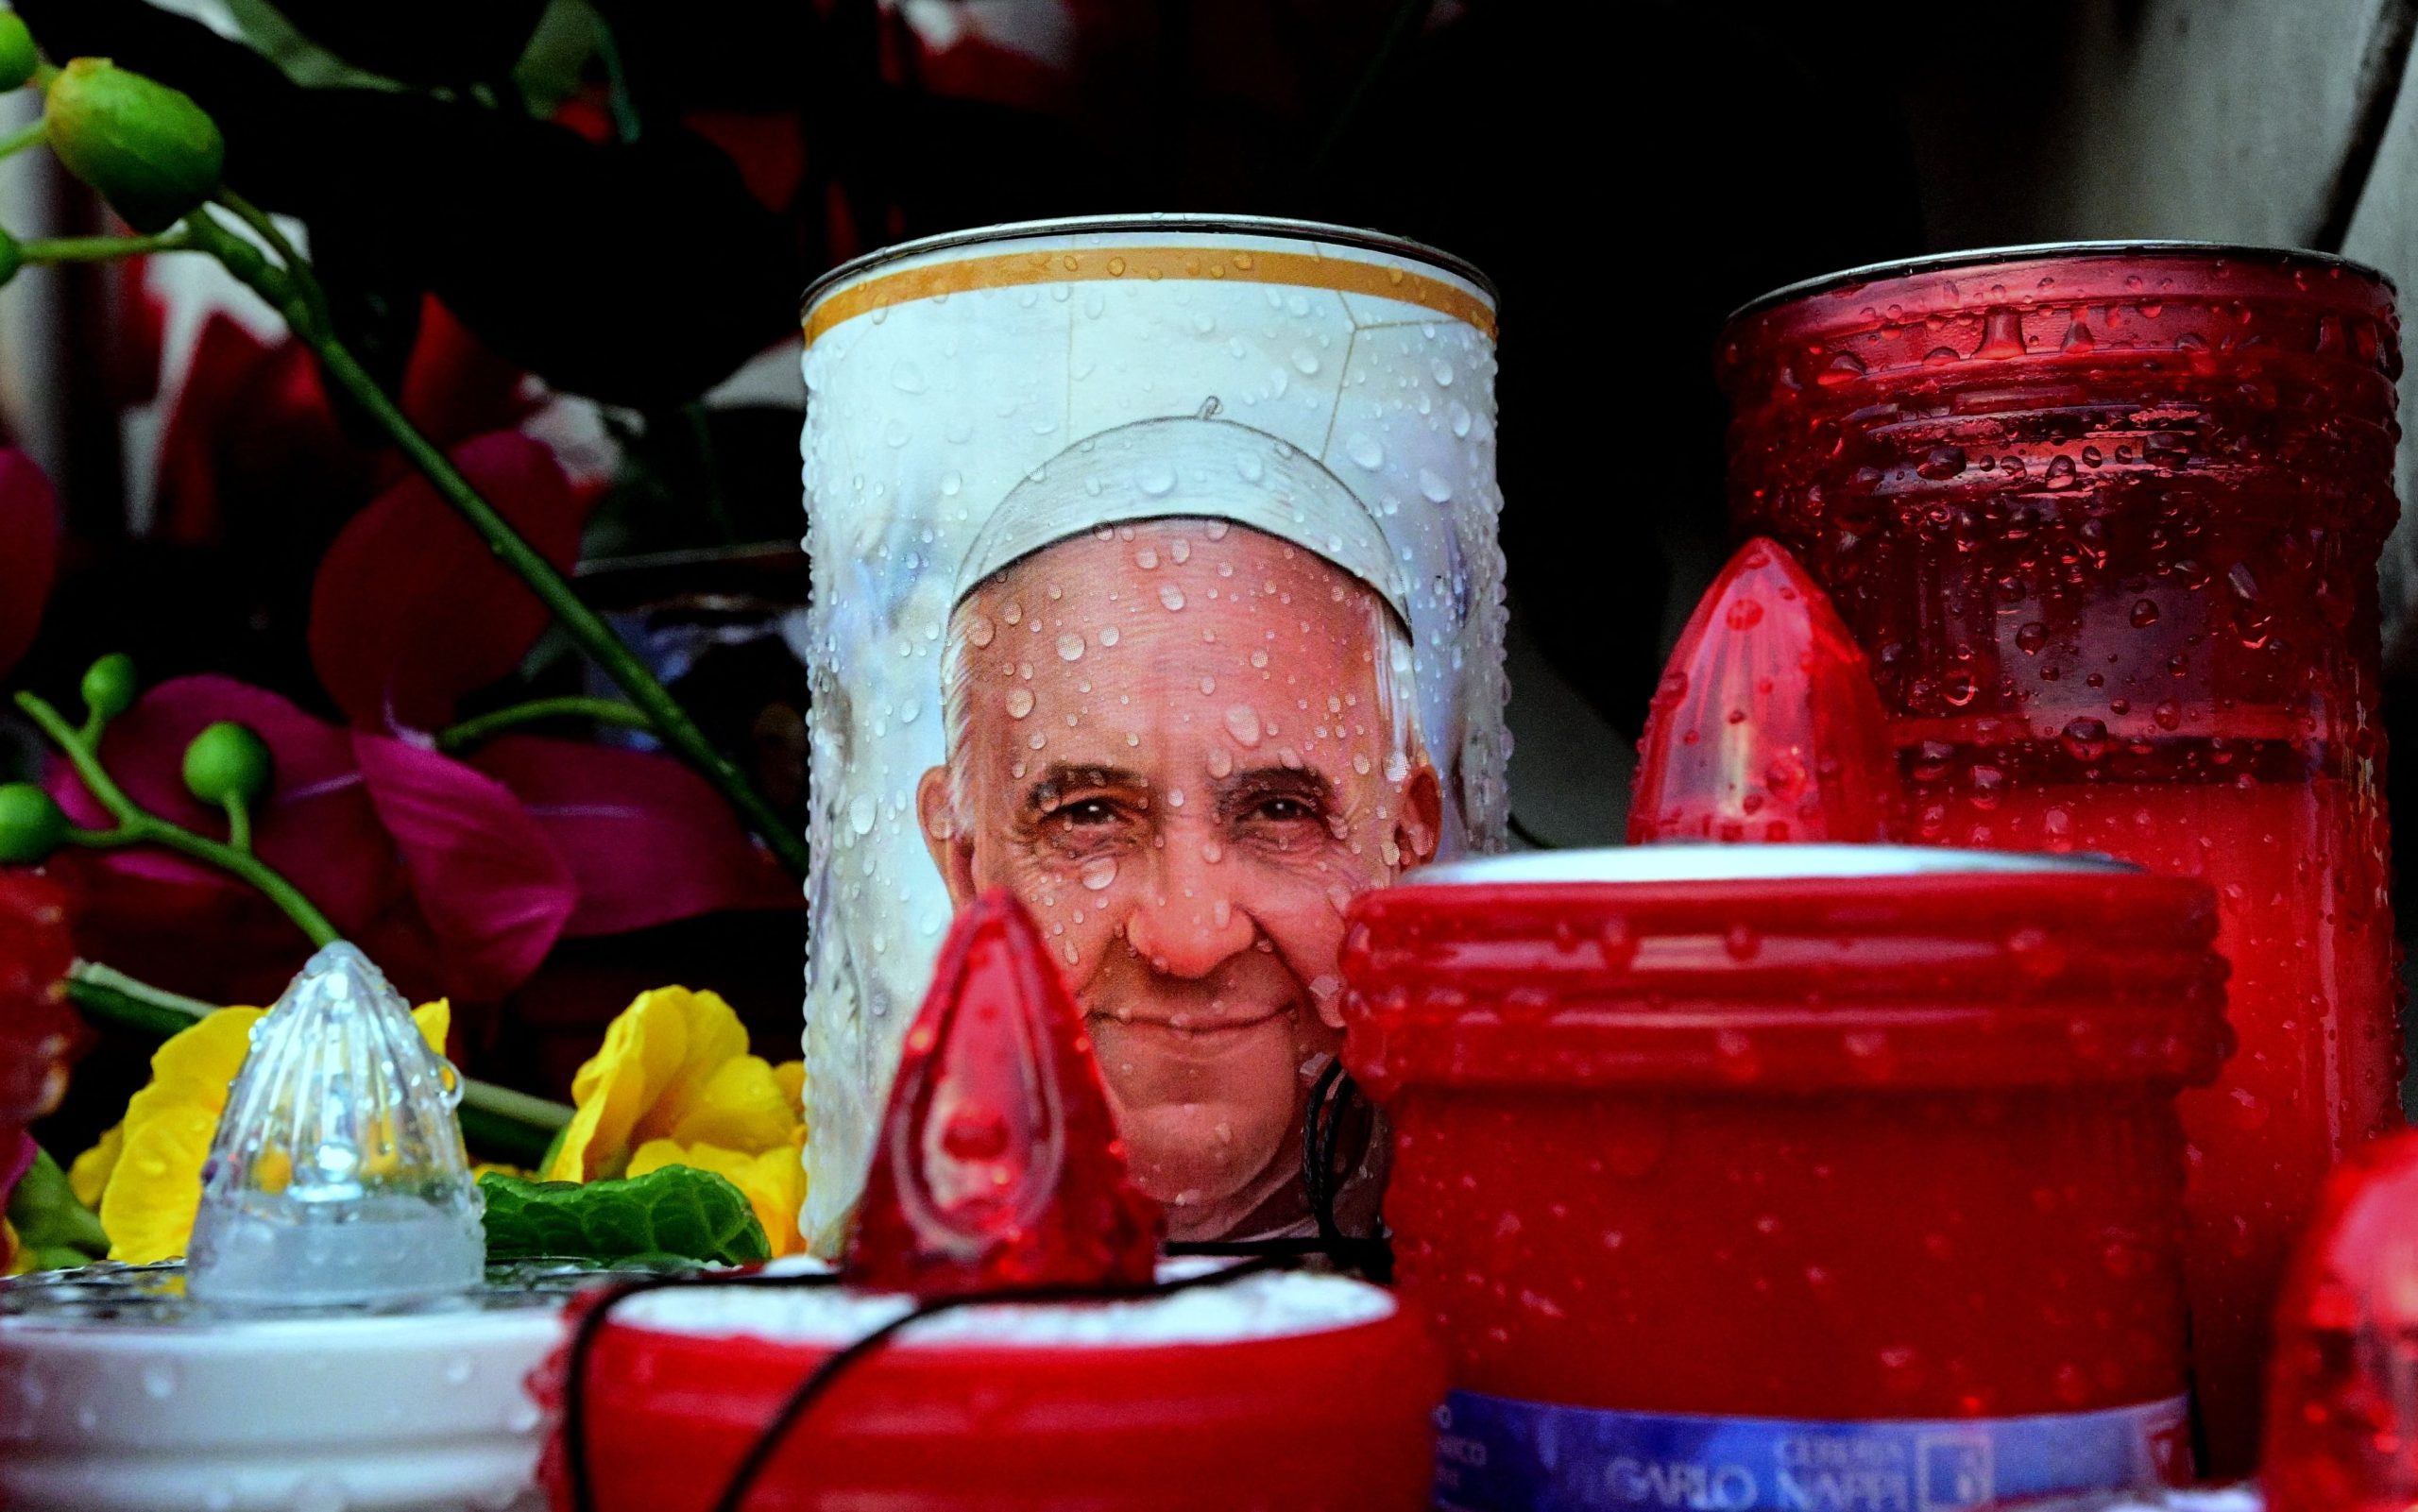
[1342,847,2223,1511]
[1719,243,2405,1469]
[535,1262,1442,1511]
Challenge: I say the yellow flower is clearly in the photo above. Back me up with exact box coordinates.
[543,987,794,1181]
[76,1000,450,1265]
[542,986,808,1253]
[66,1125,121,1209]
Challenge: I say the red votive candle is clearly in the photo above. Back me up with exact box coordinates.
[1719,244,2405,1470]
[535,1261,1443,1511]
[1343,846,2223,1511]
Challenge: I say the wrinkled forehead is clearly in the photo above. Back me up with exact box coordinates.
[962,518,1389,635]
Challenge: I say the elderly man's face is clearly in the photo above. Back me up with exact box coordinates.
[917,519,1440,1236]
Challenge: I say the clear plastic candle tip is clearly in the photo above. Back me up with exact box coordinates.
[184,942,484,1308]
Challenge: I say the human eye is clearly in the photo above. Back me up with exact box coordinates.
[1228,778,1336,850]
[1248,794,1320,824]
[1033,787,1145,856]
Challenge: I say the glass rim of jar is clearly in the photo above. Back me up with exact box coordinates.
[1409,843,2135,889]
[1726,239,2392,327]
[800,212,1500,318]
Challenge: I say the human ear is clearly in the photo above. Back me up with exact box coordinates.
[1394,761,1443,871]
[916,765,979,907]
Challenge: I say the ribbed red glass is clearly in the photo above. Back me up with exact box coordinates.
[1720,244,2405,1469]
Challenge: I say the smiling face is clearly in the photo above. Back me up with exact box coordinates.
[917,518,1440,1238]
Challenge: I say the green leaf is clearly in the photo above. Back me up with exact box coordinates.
[9,1147,110,1266]
[480,1166,769,1266]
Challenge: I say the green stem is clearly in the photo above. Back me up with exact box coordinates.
[0,117,43,161]
[65,961,572,1167]
[224,794,252,855]
[179,212,811,880]
[20,231,189,263]
[213,190,329,332]
[434,696,654,755]
[15,691,341,947]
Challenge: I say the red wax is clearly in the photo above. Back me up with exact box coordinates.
[1342,849,2222,1501]
[535,1279,1443,1511]
[1719,244,2405,1468]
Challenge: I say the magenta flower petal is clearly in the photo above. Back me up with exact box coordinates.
[352,733,575,1001]
[468,734,800,938]
[307,432,582,733]
[52,676,399,926]
[0,451,60,681]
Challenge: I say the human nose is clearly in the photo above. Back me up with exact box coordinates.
[1120,835,1254,978]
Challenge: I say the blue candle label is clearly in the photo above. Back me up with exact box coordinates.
[1432,1391,2192,1512]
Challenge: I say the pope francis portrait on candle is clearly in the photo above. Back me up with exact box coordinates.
[914,407,1442,1243]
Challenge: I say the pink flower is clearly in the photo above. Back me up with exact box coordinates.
[48,677,795,1012]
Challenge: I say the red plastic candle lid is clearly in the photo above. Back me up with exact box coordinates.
[1343,844,2227,1097]
[847,890,1161,1297]
[1630,537,1899,844]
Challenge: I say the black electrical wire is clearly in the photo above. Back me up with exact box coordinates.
[559,1254,1291,1512]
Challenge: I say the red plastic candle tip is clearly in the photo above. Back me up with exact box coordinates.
[1628,536,1900,844]
[2265,1130,2418,1510]
[845,890,1163,1297]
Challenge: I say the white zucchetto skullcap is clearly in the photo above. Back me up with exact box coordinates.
[953,404,1412,629]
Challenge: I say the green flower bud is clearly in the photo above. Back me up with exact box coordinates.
[78,652,135,725]
[44,58,225,234]
[0,783,67,865]
[0,14,40,94]
[182,721,271,808]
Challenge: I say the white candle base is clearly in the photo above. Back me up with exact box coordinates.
[0,1264,576,1512]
